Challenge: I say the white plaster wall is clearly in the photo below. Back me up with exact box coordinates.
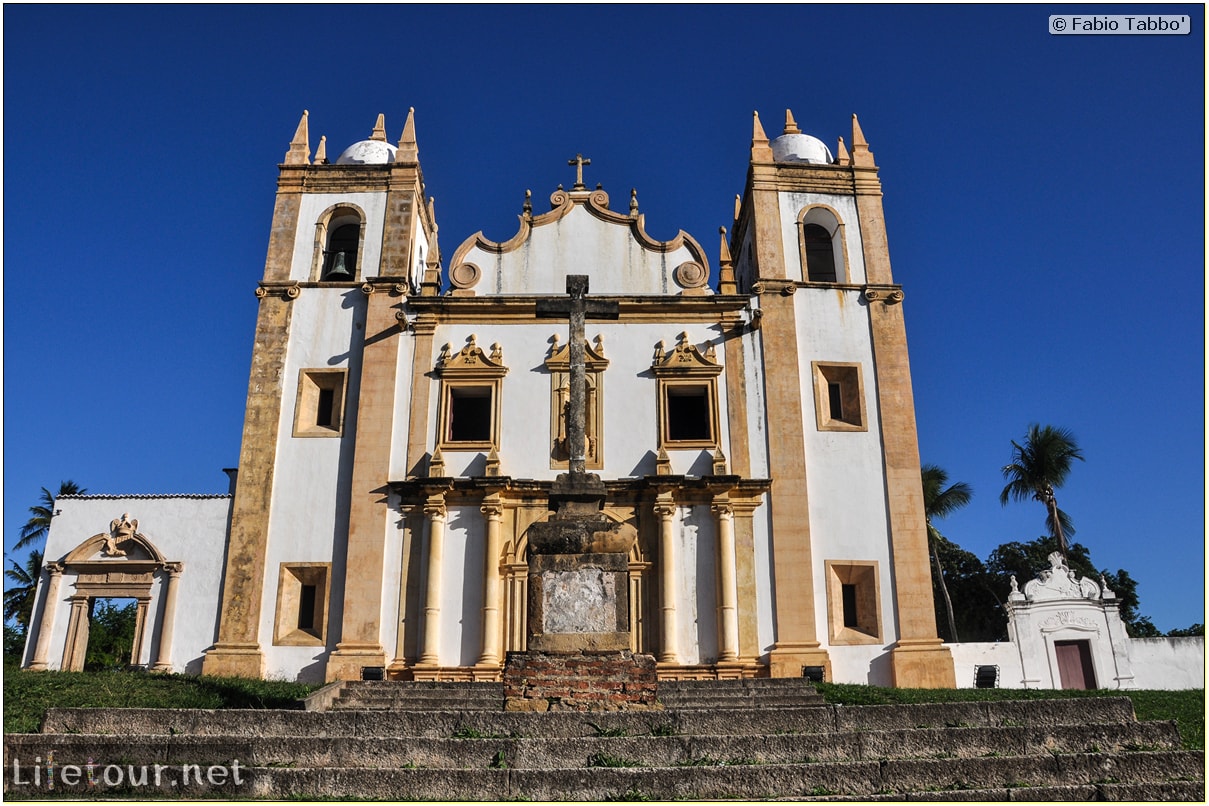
[289,193,388,282]
[261,289,366,679]
[793,288,896,647]
[388,316,418,480]
[1127,638,1205,690]
[947,642,1028,689]
[28,495,230,674]
[434,505,485,667]
[461,204,706,296]
[673,505,718,665]
[429,323,732,480]
[829,645,898,687]
[778,193,868,284]
[740,323,771,480]
[752,500,776,658]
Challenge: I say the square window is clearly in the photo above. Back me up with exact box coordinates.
[293,369,347,437]
[274,563,330,646]
[448,386,493,443]
[825,560,882,645]
[437,381,501,451]
[812,362,866,432]
[665,384,713,443]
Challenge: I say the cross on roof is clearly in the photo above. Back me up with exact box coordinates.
[568,153,591,190]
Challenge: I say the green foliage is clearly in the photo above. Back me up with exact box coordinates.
[83,599,138,671]
[4,668,317,733]
[815,683,1204,750]
[922,464,974,643]
[1000,424,1083,552]
[16,481,86,551]
[588,752,640,768]
[4,623,26,659]
[929,534,1004,642]
[4,550,43,631]
[1167,623,1204,637]
[588,721,628,737]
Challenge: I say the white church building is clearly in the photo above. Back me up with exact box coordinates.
[25,108,974,687]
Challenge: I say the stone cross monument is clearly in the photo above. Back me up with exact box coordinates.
[504,274,659,710]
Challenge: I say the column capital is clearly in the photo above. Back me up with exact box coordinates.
[653,502,676,519]
[164,562,184,577]
[711,502,734,519]
[424,495,447,520]
[44,562,64,576]
[480,496,504,520]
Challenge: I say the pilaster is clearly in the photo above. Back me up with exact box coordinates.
[866,288,954,688]
[326,284,406,682]
[203,290,295,679]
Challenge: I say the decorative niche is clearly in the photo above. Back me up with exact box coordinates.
[546,333,609,469]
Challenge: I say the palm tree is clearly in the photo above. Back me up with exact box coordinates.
[1000,424,1084,557]
[922,464,972,643]
[4,549,43,630]
[14,481,86,551]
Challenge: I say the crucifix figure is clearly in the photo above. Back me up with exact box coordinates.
[567,153,591,190]
[536,275,619,476]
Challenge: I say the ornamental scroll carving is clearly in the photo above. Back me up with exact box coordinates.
[1022,551,1102,602]
[863,288,904,304]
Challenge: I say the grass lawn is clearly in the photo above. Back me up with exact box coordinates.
[817,682,1205,750]
[3,663,318,734]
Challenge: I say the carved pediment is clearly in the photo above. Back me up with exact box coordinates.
[63,513,166,564]
[545,333,610,371]
[651,332,722,377]
[435,334,508,377]
[1022,551,1102,602]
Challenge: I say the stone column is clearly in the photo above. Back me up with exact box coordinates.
[131,599,151,666]
[418,496,447,666]
[152,563,184,672]
[713,502,740,663]
[478,498,504,667]
[28,563,64,670]
[61,595,91,672]
[655,496,679,664]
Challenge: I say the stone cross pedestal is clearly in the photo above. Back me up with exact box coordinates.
[504,275,657,711]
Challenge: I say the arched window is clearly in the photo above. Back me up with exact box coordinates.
[322,222,359,280]
[802,223,837,283]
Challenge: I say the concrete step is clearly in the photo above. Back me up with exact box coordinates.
[5,752,1202,800]
[5,721,1183,771]
[38,697,1139,739]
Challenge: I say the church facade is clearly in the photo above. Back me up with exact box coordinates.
[23,108,956,688]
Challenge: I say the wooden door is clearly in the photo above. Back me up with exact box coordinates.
[1054,640,1097,689]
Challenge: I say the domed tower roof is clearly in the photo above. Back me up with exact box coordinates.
[335,113,399,165]
[769,109,833,164]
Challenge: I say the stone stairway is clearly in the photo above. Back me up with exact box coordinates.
[4,679,1202,801]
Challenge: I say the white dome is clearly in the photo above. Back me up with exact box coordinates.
[770,133,833,165]
[336,139,398,165]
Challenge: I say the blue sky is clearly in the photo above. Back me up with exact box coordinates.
[4,5,1204,632]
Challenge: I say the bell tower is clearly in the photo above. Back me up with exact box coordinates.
[203,110,437,680]
[731,110,955,687]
